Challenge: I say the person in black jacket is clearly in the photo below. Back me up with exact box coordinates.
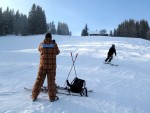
[105,44,116,63]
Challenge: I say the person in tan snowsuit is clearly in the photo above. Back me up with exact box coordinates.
[32,33,60,102]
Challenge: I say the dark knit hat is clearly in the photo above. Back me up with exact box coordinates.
[45,33,52,39]
[112,44,115,48]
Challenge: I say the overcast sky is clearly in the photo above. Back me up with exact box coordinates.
[0,0,150,36]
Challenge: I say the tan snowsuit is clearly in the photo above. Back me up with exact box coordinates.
[32,37,60,100]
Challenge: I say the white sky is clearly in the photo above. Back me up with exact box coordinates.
[0,0,150,36]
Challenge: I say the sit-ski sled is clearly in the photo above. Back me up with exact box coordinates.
[25,52,92,97]
[24,83,93,97]
[63,52,92,97]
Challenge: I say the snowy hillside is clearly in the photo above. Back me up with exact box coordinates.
[0,35,150,113]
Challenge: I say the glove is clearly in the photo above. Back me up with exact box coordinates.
[52,39,55,44]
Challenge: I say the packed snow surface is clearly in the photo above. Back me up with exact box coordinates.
[0,35,150,113]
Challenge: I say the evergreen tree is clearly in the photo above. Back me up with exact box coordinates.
[14,10,20,35]
[135,21,140,38]
[109,30,113,36]
[146,30,150,40]
[41,10,47,33]
[35,6,47,34]
[57,22,70,35]
[57,22,63,35]
[81,24,88,36]
[139,20,149,39]
[9,9,14,34]
[2,7,14,35]
[113,29,117,36]
[69,31,72,36]
[63,23,69,35]
[28,4,47,35]
[128,19,136,37]
[100,29,107,35]
[20,14,28,36]
[48,21,57,34]
[0,7,3,35]
[28,4,37,34]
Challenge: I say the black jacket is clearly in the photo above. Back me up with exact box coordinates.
[108,47,116,56]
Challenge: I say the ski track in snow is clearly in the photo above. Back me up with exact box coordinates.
[0,35,150,113]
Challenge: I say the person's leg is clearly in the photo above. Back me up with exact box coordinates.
[105,54,110,62]
[47,69,57,101]
[32,68,46,101]
[108,56,113,63]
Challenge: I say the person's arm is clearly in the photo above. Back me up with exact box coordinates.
[38,43,42,52]
[55,43,60,55]
[115,49,117,56]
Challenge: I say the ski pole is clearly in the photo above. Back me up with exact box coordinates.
[71,52,77,77]
[64,53,78,86]
[66,53,78,80]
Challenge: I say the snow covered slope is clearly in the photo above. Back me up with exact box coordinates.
[0,35,150,113]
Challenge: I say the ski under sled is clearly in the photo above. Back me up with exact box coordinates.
[24,86,93,97]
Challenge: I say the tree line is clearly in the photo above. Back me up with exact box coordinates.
[1,4,150,40]
[81,19,150,41]
[47,21,71,35]
[113,19,150,40]
[0,4,71,36]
